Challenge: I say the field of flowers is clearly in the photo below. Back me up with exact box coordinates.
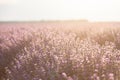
[0,22,120,80]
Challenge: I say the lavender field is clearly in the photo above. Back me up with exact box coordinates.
[0,22,120,80]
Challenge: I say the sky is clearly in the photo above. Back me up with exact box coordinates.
[0,0,120,21]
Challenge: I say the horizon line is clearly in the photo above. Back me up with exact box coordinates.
[0,19,120,23]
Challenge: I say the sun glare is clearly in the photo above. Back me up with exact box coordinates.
[0,0,19,5]
[0,0,120,21]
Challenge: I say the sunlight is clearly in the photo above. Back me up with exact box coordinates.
[0,0,120,21]
[0,0,19,5]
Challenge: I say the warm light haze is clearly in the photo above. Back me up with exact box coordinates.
[0,0,120,22]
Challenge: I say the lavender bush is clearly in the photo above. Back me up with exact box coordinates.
[0,24,120,80]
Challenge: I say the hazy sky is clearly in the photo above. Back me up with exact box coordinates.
[0,0,120,21]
